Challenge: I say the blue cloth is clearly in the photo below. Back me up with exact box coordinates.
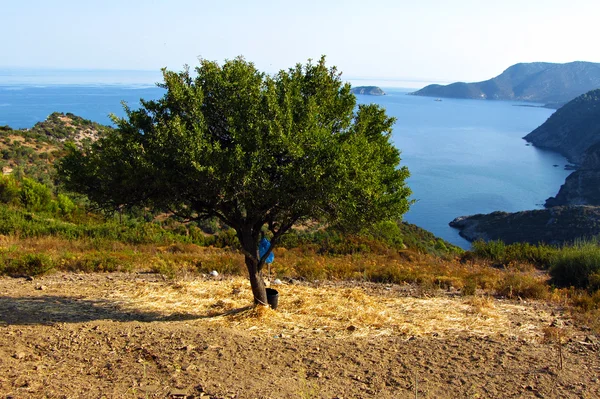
[259,238,274,264]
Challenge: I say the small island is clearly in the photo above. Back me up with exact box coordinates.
[350,86,386,96]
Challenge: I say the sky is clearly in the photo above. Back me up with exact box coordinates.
[2,0,600,87]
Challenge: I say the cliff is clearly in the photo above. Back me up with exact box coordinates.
[545,143,600,207]
[410,62,600,106]
[350,86,386,96]
[524,89,600,164]
[449,206,600,245]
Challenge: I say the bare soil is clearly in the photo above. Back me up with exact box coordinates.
[1,273,599,399]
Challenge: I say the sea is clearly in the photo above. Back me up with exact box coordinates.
[0,71,571,249]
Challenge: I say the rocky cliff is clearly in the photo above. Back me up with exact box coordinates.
[524,89,600,164]
[449,206,600,245]
[545,144,600,207]
[411,62,600,106]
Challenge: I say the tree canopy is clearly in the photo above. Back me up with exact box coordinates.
[58,56,412,305]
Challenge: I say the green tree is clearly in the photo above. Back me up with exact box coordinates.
[20,177,53,211]
[0,175,20,205]
[58,56,412,305]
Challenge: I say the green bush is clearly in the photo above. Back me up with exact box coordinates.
[0,175,20,204]
[56,194,76,216]
[196,217,219,234]
[0,253,55,276]
[20,177,53,211]
[550,242,600,289]
[470,240,555,267]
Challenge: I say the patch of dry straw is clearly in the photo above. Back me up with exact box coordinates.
[107,277,549,341]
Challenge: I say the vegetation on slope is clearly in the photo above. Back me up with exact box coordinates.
[0,112,110,187]
[524,89,600,164]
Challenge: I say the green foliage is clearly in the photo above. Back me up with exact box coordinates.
[469,239,600,291]
[0,175,20,204]
[58,56,413,302]
[63,252,129,273]
[60,57,411,233]
[56,193,76,216]
[549,242,600,289]
[0,252,55,277]
[20,177,53,211]
[0,112,111,190]
[278,220,461,257]
[469,240,555,267]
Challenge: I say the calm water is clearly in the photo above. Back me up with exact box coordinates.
[0,85,164,128]
[357,89,570,248]
[0,83,571,248]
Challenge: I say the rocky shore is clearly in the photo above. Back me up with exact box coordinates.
[449,206,600,245]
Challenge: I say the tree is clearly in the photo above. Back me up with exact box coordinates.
[58,56,412,305]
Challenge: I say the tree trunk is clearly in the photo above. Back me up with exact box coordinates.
[246,255,268,305]
[239,226,268,306]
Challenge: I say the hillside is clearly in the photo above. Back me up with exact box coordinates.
[524,89,600,164]
[410,62,600,106]
[545,143,600,207]
[350,86,386,96]
[0,112,108,185]
[449,205,600,245]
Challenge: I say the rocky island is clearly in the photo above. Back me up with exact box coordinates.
[411,61,600,108]
[350,86,386,96]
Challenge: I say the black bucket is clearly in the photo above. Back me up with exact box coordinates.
[266,288,279,310]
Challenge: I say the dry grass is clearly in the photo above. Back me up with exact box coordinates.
[107,276,551,341]
[4,236,593,334]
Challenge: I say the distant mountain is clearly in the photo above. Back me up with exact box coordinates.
[410,62,600,107]
[351,86,385,96]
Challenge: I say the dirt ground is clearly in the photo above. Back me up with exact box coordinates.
[1,273,599,399]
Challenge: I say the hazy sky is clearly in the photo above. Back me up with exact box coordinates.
[2,0,599,85]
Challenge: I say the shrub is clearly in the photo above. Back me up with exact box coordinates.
[56,194,76,216]
[570,290,600,311]
[150,258,177,278]
[196,217,219,234]
[20,177,53,211]
[461,277,478,296]
[496,273,548,299]
[550,242,600,289]
[66,252,126,273]
[0,175,20,205]
[470,240,555,267]
[293,258,328,281]
[1,253,55,276]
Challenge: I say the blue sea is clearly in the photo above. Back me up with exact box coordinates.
[0,75,570,248]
